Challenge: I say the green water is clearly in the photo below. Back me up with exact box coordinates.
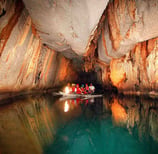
[44,101,158,154]
[0,94,157,154]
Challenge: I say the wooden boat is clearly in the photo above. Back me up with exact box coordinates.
[53,91,103,98]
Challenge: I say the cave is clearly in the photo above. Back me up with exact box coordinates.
[0,0,158,154]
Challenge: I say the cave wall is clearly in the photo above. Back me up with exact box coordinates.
[98,37,158,93]
[95,0,158,93]
[0,0,77,92]
[109,38,158,93]
[98,0,158,63]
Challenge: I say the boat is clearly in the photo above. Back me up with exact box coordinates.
[53,91,103,99]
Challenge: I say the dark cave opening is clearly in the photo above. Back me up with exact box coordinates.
[75,70,118,94]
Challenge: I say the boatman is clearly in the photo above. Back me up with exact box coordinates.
[89,83,95,94]
[64,83,71,94]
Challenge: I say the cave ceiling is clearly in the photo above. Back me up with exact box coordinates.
[22,0,109,58]
[23,0,158,63]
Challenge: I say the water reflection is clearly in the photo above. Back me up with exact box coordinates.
[0,96,53,154]
[0,94,157,154]
[103,95,158,143]
[64,101,69,112]
[111,98,128,126]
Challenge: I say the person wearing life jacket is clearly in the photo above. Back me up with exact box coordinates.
[80,84,85,94]
[71,83,76,93]
[76,84,81,94]
[89,83,95,94]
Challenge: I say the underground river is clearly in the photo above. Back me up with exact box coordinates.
[0,93,157,154]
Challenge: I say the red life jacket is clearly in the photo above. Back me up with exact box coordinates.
[76,87,81,94]
[72,86,76,93]
[81,87,84,93]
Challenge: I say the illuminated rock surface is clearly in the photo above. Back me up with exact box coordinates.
[98,0,158,63]
[0,0,76,92]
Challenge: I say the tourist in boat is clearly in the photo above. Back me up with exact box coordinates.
[76,84,82,94]
[71,83,76,93]
[85,84,89,93]
[80,84,85,94]
[89,83,95,94]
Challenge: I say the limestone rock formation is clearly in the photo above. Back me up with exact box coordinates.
[0,0,77,92]
[97,0,158,92]
[109,38,158,92]
[1,0,158,93]
[98,0,158,63]
[23,0,109,55]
